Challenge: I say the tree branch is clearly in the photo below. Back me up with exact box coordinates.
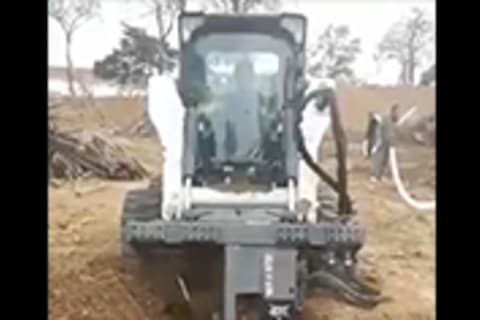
[211,0,232,12]
[160,13,175,41]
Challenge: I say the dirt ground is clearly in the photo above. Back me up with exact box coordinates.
[49,87,436,320]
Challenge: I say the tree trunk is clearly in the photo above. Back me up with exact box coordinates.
[406,26,417,86]
[232,0,241,13]
[179,0,186,12]
[65,32,77,98]
[155,4,166,74]
[407,51,415,85]
[399,61,409,86]
[407,64,415,86]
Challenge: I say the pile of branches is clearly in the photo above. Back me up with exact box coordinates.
[397,113,436,147]
[411,114,435,146]
[115,116,156,137]
[49,125,149,181]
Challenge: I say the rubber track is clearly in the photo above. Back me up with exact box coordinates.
[122,187,162,222]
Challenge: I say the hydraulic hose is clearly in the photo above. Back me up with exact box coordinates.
[296,88,353,215]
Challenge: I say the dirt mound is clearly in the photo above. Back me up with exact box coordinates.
[337,86,435,138]
[49,144,435,320]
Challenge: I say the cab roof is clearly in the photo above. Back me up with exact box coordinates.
[179,12,307,50]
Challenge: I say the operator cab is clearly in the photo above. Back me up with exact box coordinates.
[178,13,306,193]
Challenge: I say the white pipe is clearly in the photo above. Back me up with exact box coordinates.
[397,106,418,127]
[389,147,435,211]
[176,275,191,303]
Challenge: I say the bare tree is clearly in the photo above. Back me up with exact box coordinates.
[376,7,434,85]
[48,0,101,97]
[207,0,280,13]
[420,63,435,86]
[94,23,179,88]
[132,0,186,73]
[308,24,362,83]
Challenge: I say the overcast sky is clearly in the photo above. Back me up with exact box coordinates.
[48,0,436,85]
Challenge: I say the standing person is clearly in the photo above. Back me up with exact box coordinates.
[222,58,260,160]
[363,104,399,183]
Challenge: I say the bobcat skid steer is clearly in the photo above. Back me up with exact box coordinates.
[122,12,383,319]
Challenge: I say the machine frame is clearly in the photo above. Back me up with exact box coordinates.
[122,12,375,319]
